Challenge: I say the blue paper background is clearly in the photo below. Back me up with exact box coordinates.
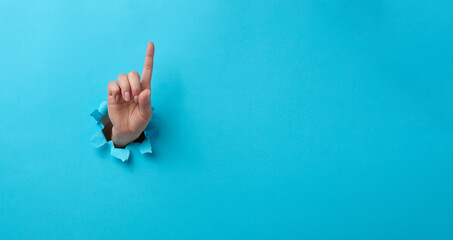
[1,0,452,239]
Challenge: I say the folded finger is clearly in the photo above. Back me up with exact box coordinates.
[108,81,120,103]
[117,73,131,101]
[128,71,141,103]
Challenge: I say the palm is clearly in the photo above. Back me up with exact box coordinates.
[108,98,150,135]
[106,42,154,147]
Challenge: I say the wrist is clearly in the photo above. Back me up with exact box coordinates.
[111,127,141,148]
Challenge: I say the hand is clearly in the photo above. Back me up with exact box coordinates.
[107,42,155,147]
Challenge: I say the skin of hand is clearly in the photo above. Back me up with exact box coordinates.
[107,41,155,147]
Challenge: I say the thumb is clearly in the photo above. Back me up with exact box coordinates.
[138,89,152,119]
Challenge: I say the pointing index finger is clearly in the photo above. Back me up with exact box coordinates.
[141,41,155,90]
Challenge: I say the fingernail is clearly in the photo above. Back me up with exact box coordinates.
[134,96,138,103]
[115,94,120,102]
[124,91,130,101]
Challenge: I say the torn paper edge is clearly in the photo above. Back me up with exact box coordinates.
[90,101,157,162]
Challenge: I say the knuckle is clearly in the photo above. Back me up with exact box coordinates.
[117,75,129,88]
[108,81,117,91]
[128,71,139,78]
[117,73,128,81]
